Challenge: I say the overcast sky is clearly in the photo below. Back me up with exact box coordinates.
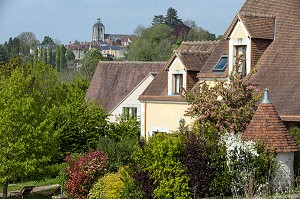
[0,0,245,44]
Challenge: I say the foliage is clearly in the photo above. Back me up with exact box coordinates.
[55,45,61,71]
[49,78,108,159]
[180,131,215,198]
[105,114,141,141]
[119,166,145,199]
[133,133,190,198]
[80,48,103,79]
[97,137,138,172]
[64,151,107,199]
[151,7,183,27]
[185,72,261,134]
[41,36,54,46]
[0,44,8,63]
[60,44,67,70]
[65,49,75,61]
[187,26,216,41]
[89,170,124,199]
[289,127,300,186]
[17,32,38,49]
[222,132,277,198]
[0,60,59,198]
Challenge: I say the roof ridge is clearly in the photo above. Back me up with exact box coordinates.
[239,12,275,19]
[181,40,219,45]
[177,50,211,54]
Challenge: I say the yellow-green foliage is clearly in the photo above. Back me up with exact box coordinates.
[89,171,124,199]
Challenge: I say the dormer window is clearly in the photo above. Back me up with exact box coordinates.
[235,45,246,78]
[213,55,228,72]
[173,74,183,95]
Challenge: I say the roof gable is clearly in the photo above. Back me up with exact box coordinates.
[85,61,165,112]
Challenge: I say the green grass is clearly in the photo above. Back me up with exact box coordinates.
[1,178,58,192]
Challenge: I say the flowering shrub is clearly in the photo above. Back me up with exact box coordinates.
[64,150,107,199]
[222,132,277,198]
[185,72,261,134]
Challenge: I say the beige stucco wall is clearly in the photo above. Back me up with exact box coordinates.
[168,57,187,95]
[232,23,248,39]
[142,101,193,139]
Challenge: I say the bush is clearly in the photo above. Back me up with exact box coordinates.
[64,150,107,199]
[89,171,123,199]
[289,127,300,186]
[133,133,190,198]
[97,136,137,172]
[180,131,215,198]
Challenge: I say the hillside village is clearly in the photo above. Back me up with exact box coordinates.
[1,0,300,198]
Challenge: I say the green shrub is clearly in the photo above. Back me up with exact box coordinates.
[97,136,138,172]
[89,171,124,199]
[289,127,300,187]
[133,133,190,198]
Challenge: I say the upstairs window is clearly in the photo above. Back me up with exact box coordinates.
[173,74,183,95]
[235,46,247,78]
[122,107,137,118]
[213,55,228,72]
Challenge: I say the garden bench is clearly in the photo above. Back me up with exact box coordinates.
[10,186,35,199]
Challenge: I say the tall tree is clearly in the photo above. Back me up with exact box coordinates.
[60,44,67,70]
[41,36,54,46]
[48,47,53,66]
[66,49,75,61]
[43,48,48,63]
[55,45,61,71]
[152,15,165,26]
[0,45,8,63]
[33,48,38,65]
[80,48,103,79]
[0,60,58,199]
[165,7,183,27]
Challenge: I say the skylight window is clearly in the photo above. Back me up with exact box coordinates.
[213,55,228,72]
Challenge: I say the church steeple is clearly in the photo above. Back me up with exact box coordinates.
[92,18,105,43]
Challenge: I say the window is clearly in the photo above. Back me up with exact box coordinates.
[235,46,247,78]
[213,55,228,72]
[173,74,183,95]
[122,107,137,118]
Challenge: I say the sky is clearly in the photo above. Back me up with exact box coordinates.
[0,0,245,45]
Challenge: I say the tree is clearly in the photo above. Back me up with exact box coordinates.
[60,44,67,70]
[80,48,103,79]
[17,32,37,48]
[48,47,53,66]
[152,15,165,26]
[187,27,216,41]
[165,7,183,27]
[0,60,58,199]
[0,45,8,63]
[43,47,48,63]
[66,49,75,61]
[55,45,61,71]
[41,36,54,45]
[33,48,38,65]
[133,24,145,36]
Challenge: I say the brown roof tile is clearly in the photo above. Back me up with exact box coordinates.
[242,90,299,153]
[85,61,165,112]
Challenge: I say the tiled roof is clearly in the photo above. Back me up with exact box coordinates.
[242,90,298,153]
[85,61,165,112]
[197,39,228,78]
[140,41,218,101]
[224,13,275,40]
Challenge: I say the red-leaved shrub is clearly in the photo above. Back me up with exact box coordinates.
[64,150,107,199]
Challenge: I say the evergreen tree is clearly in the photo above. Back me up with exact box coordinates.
[165,7,183,27]
[33,48,38,65]
[152,15,165,26]
[0,45,8,63]
[43,48,48,63]
[55,45,61,71]
[60,44,67,70]
[48,47,53,66]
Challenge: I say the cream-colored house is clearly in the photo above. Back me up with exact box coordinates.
[139,41,218,139]
[85,61,164,122]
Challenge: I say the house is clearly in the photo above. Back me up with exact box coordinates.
[197,0,300,128]
[139,41,218,139]
[85,61,165,122]
[242,89,299,190]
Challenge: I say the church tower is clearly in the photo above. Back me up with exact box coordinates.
[92,18,105,43]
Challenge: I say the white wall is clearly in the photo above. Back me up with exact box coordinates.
[109,74,155,122]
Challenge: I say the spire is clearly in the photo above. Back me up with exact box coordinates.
[261,88,271,104]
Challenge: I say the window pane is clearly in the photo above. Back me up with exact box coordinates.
[213,56,228,71]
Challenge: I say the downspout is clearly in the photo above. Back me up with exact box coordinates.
[274,17,276,41]
[144,102,147,139]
